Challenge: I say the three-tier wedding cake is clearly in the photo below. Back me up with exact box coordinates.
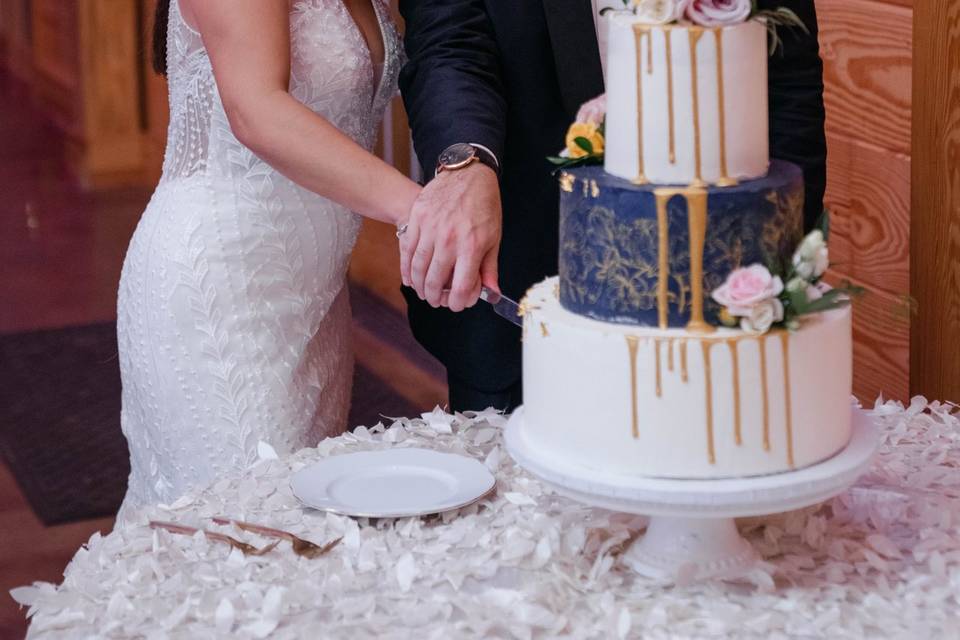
[519,6,853,479]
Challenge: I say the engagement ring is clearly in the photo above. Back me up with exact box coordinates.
[396,222,409,239]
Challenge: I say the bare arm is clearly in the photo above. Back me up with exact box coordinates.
[182,0,419,225]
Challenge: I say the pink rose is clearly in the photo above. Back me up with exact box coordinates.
[575,94,607,126]
[711,264,784,317]
[684,0,752,27]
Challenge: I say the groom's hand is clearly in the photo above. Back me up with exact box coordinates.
[400,163,502,312]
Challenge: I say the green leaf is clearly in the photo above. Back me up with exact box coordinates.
[801,289,850,314]
[574,136,594,155]
[547,156,569,165]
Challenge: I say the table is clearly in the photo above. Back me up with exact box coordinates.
[12,401,960,639]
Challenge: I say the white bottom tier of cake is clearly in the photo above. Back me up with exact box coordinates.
[521,278,853,479]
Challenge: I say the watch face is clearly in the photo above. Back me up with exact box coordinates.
[439,143,477,169]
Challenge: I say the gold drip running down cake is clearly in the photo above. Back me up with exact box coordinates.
[520,5,853,479]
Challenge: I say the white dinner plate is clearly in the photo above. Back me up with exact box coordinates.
[290,448,496,518]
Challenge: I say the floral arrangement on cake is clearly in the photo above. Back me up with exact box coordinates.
[547,1,805,171]
[711,224,863,334]
[548,95,607,170]
[606,1,806,36]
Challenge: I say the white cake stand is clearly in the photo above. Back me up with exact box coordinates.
[504,406,879,582]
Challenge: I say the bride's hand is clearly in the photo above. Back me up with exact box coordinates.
[399,163,502,312]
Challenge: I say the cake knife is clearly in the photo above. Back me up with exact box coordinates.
[439,286,523,326]
[479,287,523,327]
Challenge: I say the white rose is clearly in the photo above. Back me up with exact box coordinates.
[632,0,688,24]
[812,245,829,277]
[740,298,784,334]
[792,230,830,279]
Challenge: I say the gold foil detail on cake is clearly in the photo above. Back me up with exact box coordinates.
[626,335,641,439]
[780,331,795,468]
[713,27,737,187]
[540,322,550,337]
[667,337,675,372]
[702,340,716,465]
[633,24,649,185]
[665,28,677,164]
[559,172,575,193]
[727,338,742,446]
[759,333,771,451]
[688,28,706,187]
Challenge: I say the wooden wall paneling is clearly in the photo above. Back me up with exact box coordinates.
[910,0,960,402]
[76,0,143,186]
[816,0,912,156]
[825,270,911,402]
[0,0,33,77]
[823,133,910,295]
[29,0,81,134]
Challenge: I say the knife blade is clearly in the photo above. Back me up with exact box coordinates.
[479,287,523,327]
[439,286,524,327]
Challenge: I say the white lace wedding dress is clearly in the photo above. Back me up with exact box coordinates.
[115,0,401,523]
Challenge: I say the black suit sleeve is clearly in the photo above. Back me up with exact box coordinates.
[399,0,507,179]
[764,0,827,229]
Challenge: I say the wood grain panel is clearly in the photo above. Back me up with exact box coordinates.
[824,133,910,296]
[77,1,143,182]
[816,0,912,156]
[825,271,910,402]
[911,0,960,401]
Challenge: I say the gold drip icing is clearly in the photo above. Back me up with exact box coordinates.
[559,172,575,193]
[665,29,676,164]
[651,187,712,333]
[646,25,654,74]
[688,28,705,187]
[582,179,590,197]
[780,331,795,468]
[653,189,672,329]
[590,179,600,198]
[726,338,742,446]
[758,333,771,451]
[540,322,549,337]
[701,340,716,464]
[713,28,737,187]
[632,25,649,184]
[684,188,713,333]
[679,339,689,382]
[654,338,663,397]
[667,337,675,372]
[626,336,641,439]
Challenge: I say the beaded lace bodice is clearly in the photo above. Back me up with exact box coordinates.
[162,0,401,183]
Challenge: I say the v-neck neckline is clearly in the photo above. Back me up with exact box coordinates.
[342,0,388,104]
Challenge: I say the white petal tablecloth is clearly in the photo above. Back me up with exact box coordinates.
[12,401,960,639]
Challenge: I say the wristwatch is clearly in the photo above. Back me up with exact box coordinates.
[436,143,500,177]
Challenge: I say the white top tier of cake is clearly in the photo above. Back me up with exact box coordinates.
[604,15,769,186]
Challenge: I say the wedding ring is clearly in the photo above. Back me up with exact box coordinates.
[395,222,409,239]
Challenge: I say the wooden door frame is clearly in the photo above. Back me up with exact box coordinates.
[910,0,960,401]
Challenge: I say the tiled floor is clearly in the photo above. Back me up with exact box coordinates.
[0,71,445,638]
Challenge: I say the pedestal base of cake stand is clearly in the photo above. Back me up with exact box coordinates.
[504,406,879,583]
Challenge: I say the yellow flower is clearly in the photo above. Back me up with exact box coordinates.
[718,307,738,327]
[565,122,604,159]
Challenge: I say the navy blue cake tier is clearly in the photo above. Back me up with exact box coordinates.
[558,160,804,328]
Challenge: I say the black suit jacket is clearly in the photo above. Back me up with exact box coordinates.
[399,0,826,395]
